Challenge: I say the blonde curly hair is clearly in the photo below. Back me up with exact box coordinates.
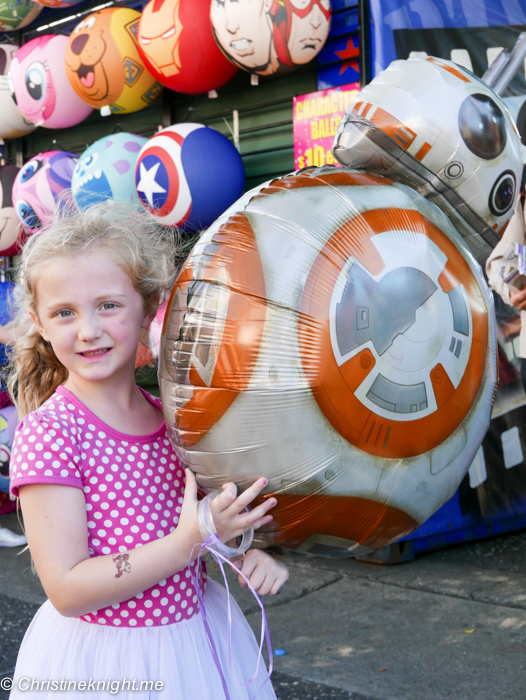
[7,205,181,417]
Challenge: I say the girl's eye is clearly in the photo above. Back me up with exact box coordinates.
[57,310,73,318]
[101,302,116,310]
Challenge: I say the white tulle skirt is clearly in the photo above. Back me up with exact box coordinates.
[10,580,276,700]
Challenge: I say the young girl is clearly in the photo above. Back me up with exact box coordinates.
[8,206,288,699]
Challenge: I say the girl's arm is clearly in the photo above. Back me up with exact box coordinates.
[19,470,274,617]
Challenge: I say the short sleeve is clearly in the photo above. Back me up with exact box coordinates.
[10,409,83,497]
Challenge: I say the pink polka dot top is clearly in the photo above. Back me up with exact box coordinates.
[10,385,206,628]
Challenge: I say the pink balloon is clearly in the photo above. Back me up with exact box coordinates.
[8,35,92,129]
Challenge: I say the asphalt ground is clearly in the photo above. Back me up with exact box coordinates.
[3,510,526,699]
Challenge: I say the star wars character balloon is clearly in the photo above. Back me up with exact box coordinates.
[65,7,162,116]
[0,44,37,139]
[12,151,77,236]
[138,0,237,95]
[0,164,23,255]
[135,123,245,230]
[8,35,93,129]
[72,133,147,210]
[160,166,497,556]
[211,0,331,77]
[332,56,523,265]
[0,0,41,32]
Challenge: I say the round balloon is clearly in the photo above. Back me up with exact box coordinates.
[65,7,163,115]
[32,0,85,7]
[333,56,523,262]
[72,133,147,210]
[137,0,237,94]
[0,164,23,255]
[211,0,331,77]
[8,35,93,129]
[159,166,497,556]
[12,151,78,235]
[0,0,42,32]
[135,123,245,230]
[0,280,14,409]
[0,44,37,139]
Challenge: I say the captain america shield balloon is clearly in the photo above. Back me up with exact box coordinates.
[134,123,245,231]
[159,166,497,556]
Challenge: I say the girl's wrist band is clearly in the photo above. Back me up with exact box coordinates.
[197,490,254,558]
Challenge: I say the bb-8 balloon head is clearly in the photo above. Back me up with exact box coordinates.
[333,56,523,263]
[160,166,496,557]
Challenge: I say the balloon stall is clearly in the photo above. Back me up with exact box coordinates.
[64,7,163,116]
[8,35,93,129]
[211,0,332,77]
[159,56,523,556]
[72,133,147,210]
[12,151,77,236]
[138,0,238,94]
[0,44,38,139]
[135,123,245,230]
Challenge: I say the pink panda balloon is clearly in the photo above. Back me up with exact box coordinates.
[8,35,92,129]
[12,151,78,236]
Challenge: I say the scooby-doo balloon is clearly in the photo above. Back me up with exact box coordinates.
[211,0,331,77]
[65,7,162,115]
[138,0,237,94]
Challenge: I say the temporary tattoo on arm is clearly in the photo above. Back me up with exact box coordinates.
[113,553,131,579]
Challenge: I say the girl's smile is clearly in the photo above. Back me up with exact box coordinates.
[31,249,153,389]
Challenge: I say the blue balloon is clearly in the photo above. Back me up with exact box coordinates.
[135,123,245,231]
[72,133,147,211]
[0,280,14,367]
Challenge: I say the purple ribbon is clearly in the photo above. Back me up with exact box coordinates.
[190,534,273,700]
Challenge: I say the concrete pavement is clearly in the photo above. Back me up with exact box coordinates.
[2,510,526,699]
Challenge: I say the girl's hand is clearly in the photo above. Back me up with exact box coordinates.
[234,549,289,596]
[510,287,526,311]
[209,477,276,544]
[176,469,204,550]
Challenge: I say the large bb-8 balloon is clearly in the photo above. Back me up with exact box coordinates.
[160,166,496,556]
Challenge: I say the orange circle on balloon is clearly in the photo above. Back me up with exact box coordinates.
[163,212,267,448]
[298,207,489,459]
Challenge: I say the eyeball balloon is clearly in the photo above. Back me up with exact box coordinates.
[72,133,147,210]
[137,0,237,94]
[135,123,245,230]
[8,35,93,129]
[12,151,78,235]
[65,7,163,116]
[211,0,331,77]
[0,164,23,255]
[333,56,524,264]
[0,0,42,32]
[0,44,37,139]
[160,166,497,556]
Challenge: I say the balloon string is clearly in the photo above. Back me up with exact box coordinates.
[190,535,273,700]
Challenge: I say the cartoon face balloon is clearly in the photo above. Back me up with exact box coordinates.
[211,0,331,76]
[0,164,23,255]
[72,133,147,210]
[135,123,245,230]
[0,44,37,139]
[0,0,42,32]
[333,56,524,264]
[65,7,162,115]
[12,151,77,235]
[8,35,93,129]
[160,166,497,556]
[32,0,85,7]
[138,0,237,94]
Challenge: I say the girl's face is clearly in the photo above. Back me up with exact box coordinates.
[31,249,153,389]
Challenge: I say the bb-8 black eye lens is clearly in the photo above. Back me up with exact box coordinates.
[459,93,507,160]
[489,170,515,216]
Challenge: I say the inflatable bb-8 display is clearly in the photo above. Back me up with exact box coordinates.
[160,56,521,556]
[160,166,496,556]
